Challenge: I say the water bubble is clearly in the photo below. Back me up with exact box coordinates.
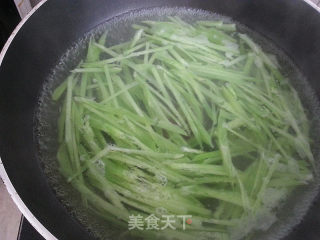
[156,207,168,216]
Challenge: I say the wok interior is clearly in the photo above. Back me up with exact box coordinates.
[36,7,320,240]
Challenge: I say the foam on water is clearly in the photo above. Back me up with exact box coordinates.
[36,7,320,240]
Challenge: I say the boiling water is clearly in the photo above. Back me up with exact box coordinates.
[36,7,320,240]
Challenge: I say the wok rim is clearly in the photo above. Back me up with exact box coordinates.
[0,1,58,239]
[0,1,319,240]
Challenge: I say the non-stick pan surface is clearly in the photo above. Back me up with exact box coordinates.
[1,0,320,239]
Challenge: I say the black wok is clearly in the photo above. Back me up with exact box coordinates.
[1,0,320,239]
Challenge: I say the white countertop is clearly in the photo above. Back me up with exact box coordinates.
[0,179,21,240]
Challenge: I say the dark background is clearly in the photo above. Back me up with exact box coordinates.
[0,0,20,48]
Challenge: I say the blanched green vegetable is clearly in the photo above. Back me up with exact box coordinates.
[53,17,315,240]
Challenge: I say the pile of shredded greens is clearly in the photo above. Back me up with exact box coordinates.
[52,17,315,240]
